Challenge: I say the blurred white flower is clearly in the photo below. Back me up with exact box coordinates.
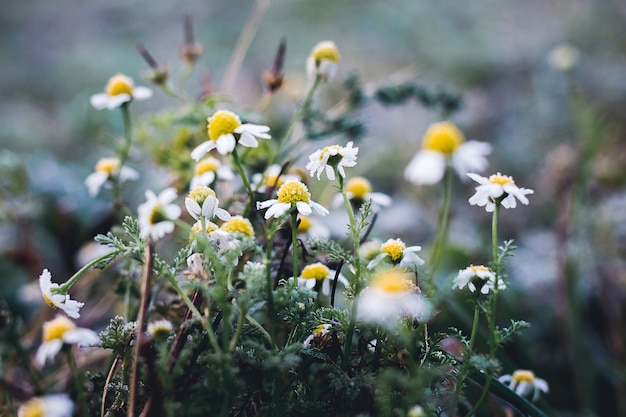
[138,188,182,241]
[191,110,270,159]
[405,121,491,185]
[306,40,340,82]
[39,269,84,319]
[36,315,99,366]
[90,73,152,110]
[367,238,424,271]
[453,265,504,294]
[332,176,391,209]
[467,172,534,212]
[499,369,549,402]
[251,164,300,193]
[84,157,139,197]
[296,215,330,239]
[306,142,358,181]
[547,43,580,72]
[147,319,174,341]
[257,180,329,219]
[18,394,74,417]
[190,156,235,189]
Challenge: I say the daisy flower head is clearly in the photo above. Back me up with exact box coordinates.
[18,394,74,417]
[191,110,271,159]
[357,267,431,328]
[147,319,174,342]
[185,185,231,221]
[189,221,240,263]
[36,315,100,366]
[190,156,235,189]
[499,369,549,402]
[256,180,329,219]
[221,215,255,239]
[467,172,534,212]
[333,176,392,209]
[367,238,425,271]
[298,262,349,296]
[252,164,299,194]
[296,215,330,239]
[303,323,332,347]
[306,141,358,181]
[306,40,340,82]
[84,157,139,197]
[404,121,492,186]
[90,73,153,110]
[453,265,504,294]
[39,269,84,319]
[137,188,182,241]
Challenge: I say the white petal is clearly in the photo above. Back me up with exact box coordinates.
[106,94,131,109]
[89,94,109,110]
[132,86,153,100]
[257,199,278,210]
[215,207,232,221]
[404,150,446,185]
[309,201,329,216]
[216,134,236,155]
[238,132,259,148]
[191,141,217,161]
[36,340,63,366]
[296,201,312,216]
[185,198,202,220]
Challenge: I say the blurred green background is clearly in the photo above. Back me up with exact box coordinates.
[1,0,626,415]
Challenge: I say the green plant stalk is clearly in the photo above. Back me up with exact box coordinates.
[66,348,88,417]
[229,301,247,352]
[454,305,480,401]
[291,210,299,282]
[55,250,120,294]
[338,171,361,371]
[119,103,132,167]
[264,228,278,348]
[231,147,256,214]
[429,165,452,275]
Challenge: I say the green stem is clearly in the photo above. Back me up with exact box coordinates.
[338,172,361,371]
[56,250,119,293]
[454,305,481,401]
[429,165,453,275]
[66,349,88,417]
[229,302,246,352]
[291,210,299,281]
[264,230,278,348]
[119,103,132,167]
[231,147,256,214]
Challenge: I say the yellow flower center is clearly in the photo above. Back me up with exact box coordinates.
[488,173,515,186]
[277,180,310,204]
[422,121,465,155]
[221,216,255,238]
[95,157,121,175]
[319,145,341,161]
[149,204,168,225]
[189,221,219,242]
[297,216,312,233]
[207,110,242,141]
[188,185,216,205]
[43,316,76,343]
[512,370,536,384]
[469,265,490,274]
[312,324,328,335]
[370,268,414,293]
[105,74,134,97]
[346,176,372,199]
[195,157,221,176]
[310,41,341,64]
[264,174,284,188]
[380,239,406,261]
[301,263,330,280]
[19,398,45,417]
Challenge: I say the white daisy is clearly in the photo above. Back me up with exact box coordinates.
[367,238,425,271]
[137,188,182,241]
[90,73,152,110]
[467,172,534,212]
[256,180,329,219]
[36,315,100,366]
[404,121,491,185]
[39,269,84,319]
[332,176,391,209]
[251,164,299,193]
[303,323,332,347]
[499,369,549,402]
[18,394,75,417]
[184,185,231,221]
[306,40,340,82]
[297,262,349,296]
[84,157,139,197]
[357,268,431,328]
[191,110,271,159]
[147,319,174,341]
[296,215,330,240]
[306,142,359,181]
[189,156,235,189]
[453,265,504,294]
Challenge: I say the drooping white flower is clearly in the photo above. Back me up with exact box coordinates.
[306,142,358,181]
[297,262,349,296]
[84,157,139,197]
[453,265,504,294]
[306,40,341,82]
[332,176,392,209]
[36,315,100,366]
[467,172,534,212]
[357,268,431,327]
[184,185,231,221]
[90,73,152,110]
[137,188,182,241]
[39,269,84,319]
[191,110,271,159]
[498,369,549,402]
[404,121,491,185]
[18,394,75,417]
[256,180,329,219]
[189,156,235,189]
[367,238,425,271]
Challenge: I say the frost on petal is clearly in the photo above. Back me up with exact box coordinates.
[404,150,446,185]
